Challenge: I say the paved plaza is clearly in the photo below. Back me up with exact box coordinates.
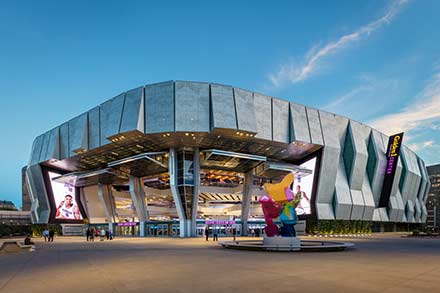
[1,234,440,293]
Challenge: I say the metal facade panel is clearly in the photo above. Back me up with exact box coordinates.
[38,131,50,163]
[88,106,100,149]
[175,81,210,133]
[26,164,50,223]
[42,127,60,162]
[272,98,289,143]
[306,108,324,145]
[234,88,257,133]
[289,102,311,143]
[350,189,365,220]
[145,81,175,134]
[414,200,421,222]
[370,130,387,206]
[120,87,144,134]
[253,92,272,140]
[361,173,375,220]
[314,111,340,219]
[100,93,125,145]
[29,134,44,165]
[59,122,69,160]
[210,84,237,130]
[406,200,415,222]
[82,185,107,223]
[348,121,368,189]
[395,189,405,222]
[388,195,399,221]
[68,112,88,156]
[335,153,353,220]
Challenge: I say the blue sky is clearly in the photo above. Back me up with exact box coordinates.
[1,0,439,207]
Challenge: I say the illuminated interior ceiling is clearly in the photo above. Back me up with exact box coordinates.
[200,149,266,173]
[108,152,168,178]
[47,130,321,173]
[254,160,313,181]
[51,168,128,187]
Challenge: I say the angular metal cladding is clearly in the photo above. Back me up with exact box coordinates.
[233,87,257,133]
[175,81,210,133]
[100,93,125,145]
[145,81,175,134]
[253,92,272,140]
[272,98,290,143]
[289,102,311,144]
[88,107,100,150]
[120,87,145,134]
[314,111,337,219]
[68,113,88,156]
[210,83,237,130]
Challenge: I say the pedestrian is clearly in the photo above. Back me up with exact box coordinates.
[105,230,109,240]
[109,230,113,240]
[42,228,49,242]
[24,234,34,245]
[100,229,106,241]
[48,229,54,242]
[90,228,95,242]
[86,228,91,241]
[255,229,260,238]
[205,227,209,241]
[232,228,236,241]
[213,229,218,241]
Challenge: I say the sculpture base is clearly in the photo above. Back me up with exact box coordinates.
[263,236,301,251]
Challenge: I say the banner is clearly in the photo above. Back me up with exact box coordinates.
[379,132,404,207]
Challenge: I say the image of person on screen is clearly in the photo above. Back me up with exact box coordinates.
[56,194,81,219]
[295,185,311,215]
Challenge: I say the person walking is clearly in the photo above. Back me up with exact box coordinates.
[100,229,106,241]
[232,228,236,241]
[205,227,210,241]
[213,229,218,241]
[90,228,95,242]
[42,228,49,242]
[86,228,91,241]
[48,229,55,242]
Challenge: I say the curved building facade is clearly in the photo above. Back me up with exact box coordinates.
[25,81,431,237]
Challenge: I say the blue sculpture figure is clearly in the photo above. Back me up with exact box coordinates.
[279,192,301,237]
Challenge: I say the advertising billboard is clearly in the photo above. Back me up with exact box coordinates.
[295,157,317,216]
[379,132,404,207]
[47,171,83,220]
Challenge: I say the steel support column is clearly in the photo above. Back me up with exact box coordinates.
[98,183,117,233]
[241,171,253,236]
[129,175,149,237]
[169,148,200,237]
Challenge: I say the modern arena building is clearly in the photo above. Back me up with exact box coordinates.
[24,81,431,237]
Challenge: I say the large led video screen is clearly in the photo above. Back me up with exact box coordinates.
[295,157,317,216]
[48,171,83,220]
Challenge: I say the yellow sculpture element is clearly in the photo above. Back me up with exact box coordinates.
[263,173,294,203]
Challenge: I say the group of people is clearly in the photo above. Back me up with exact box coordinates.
[86,227,113,242]
[42,228,55,242]
[205,227,238,241]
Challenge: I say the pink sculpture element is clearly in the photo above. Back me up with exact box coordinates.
[285,187,294,201]
[259,195,283,237]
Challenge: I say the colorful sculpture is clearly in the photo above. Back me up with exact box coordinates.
[259,173,302,237]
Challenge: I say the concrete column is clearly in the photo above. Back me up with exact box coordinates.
[108,223,114,234]
[98,183,117,225]
[241,171,253,236]
[129,175,149,237]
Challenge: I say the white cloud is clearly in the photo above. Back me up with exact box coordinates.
[408,141,436,152]
[268,0,408,87]
[369,72,440,135]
